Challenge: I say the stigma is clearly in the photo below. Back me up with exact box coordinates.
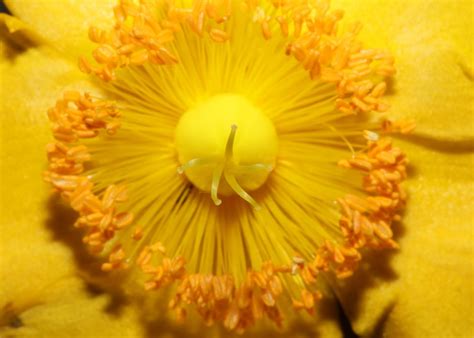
[175,94,278,208]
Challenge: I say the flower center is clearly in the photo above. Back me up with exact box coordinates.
[175,94,278,207]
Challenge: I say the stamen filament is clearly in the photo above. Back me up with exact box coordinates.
[323,123,355,156]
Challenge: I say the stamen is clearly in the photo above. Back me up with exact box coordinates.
[364,130,379,141]
[292,256,305,264]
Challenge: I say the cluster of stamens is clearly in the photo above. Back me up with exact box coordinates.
[44,93,409,330]
[247,0,396,115]
[129,132,409,331]
[82,0,395,116]
[42,0,415,333]
[47,91,120,142]
[136,245,334,332]
[79,0,234,81]
[44,92,135,268]
[336,135,409,266]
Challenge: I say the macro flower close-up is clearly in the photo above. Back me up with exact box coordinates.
[0,0,472,337]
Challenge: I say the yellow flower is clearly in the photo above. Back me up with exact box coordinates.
[1,1,472,338]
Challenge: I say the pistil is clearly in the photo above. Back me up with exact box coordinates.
[178,124,271,209]
[175,94,279,208]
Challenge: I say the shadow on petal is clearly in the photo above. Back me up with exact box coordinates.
[330,218,405,328]
[44,195,131,317]
[45,195,100,273]
[399,134,474,154]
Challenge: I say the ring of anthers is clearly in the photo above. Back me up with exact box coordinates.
[44,0,416,333]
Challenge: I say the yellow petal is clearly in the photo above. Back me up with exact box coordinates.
[0,46,95,247]
[334,0,474,140]
[4,0,117,60]
[0,44,143,337]
[1,48,83,298]
[0,277,144,337]
[0,46,143,336]
[328,3,474,333]
[334,139,474,337]
[0,44,101,319]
